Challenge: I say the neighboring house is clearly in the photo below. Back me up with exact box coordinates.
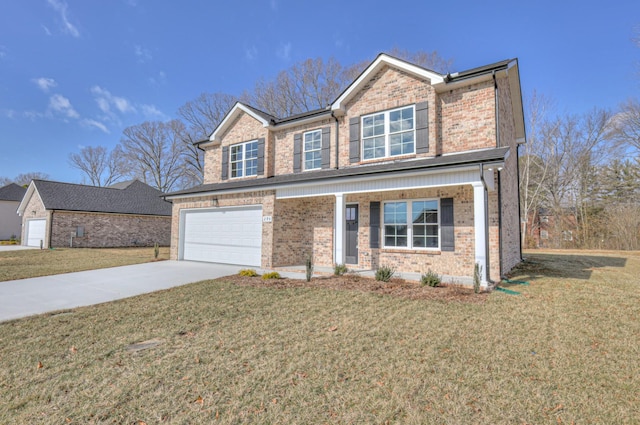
[0,183,27,240]
[165,53,526,286]
[526,207,577,249]
[17,180,172,248]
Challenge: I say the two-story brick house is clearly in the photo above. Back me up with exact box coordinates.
[165,53,525,286]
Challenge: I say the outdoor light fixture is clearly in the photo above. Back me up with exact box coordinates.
[212,198,219,207]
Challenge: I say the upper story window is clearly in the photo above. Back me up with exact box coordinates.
[230,140,258,178]
[383,199,439,249]
[303,129,322,170]
[362,105,415,160]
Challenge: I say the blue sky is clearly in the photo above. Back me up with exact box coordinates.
[1,0,639,184]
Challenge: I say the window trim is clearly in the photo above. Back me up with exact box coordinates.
[303,129,322,171]
[361,105,416,161]
[382,198,440,250]
[230,140,258,179]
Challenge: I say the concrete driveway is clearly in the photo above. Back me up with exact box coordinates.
[0,261,258,322]
[0,245,37,251]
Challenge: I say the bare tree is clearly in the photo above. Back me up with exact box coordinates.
[177,92,237,187]
[519,91,556,247]
[120,120,187,192]
[610,98,640,152]
[68,145,129,186]
[12,172,50,186]
[250,50,452,118]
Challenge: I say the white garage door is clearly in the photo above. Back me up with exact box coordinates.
[181,206,263,266]
[26,219,46,247]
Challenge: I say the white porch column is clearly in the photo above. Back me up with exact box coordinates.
[472,182,488,285]
[334,193,345,265]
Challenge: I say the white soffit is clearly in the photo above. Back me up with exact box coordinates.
[276,167,481,199]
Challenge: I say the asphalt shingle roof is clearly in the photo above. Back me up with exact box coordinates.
[33,180,172,216]
[166,147,510,198]
[0,183,27,202]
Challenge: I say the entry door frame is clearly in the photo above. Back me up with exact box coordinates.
[345,203,359,264]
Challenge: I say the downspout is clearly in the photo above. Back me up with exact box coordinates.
[493,71,500,147]
[479,164,490,282]
[331,112,340,169]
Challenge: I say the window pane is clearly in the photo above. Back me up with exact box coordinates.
[246,141,258,159]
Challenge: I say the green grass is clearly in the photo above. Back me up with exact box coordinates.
[0,250,639,423]
[0,247,170,282]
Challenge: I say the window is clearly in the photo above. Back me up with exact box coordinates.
[362,106,415,160]
[383,199,439,249]
[303,129,322,170]
[230,140,258,178]
[540,230,549,240]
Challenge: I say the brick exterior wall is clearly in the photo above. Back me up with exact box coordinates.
[203,112,271,184]
[180,59,522,282]
[339,66,438,167]
[496,74,523,275]
[273,119,335,174]
[50,212,170,248]
[438,80,496,154]
[272,196,334,267]
[345,186,500,281]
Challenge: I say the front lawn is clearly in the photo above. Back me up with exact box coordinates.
[0,247,170,281]
[0,250,638,423]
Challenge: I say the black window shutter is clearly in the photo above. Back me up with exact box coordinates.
[415,101,429,154]
[321,127,331,169]
[370,201,380,249]
[349,117,360,163]
[293,133,302,173]
[221,146,229,180]
[257,138,265,176]
[441,198,454,251]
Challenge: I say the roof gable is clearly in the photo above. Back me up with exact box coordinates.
[331,53,446,114]
[204,102,275,146]
[0,183,27,202]
[17,180,172,216]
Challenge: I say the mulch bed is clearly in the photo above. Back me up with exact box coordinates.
[217,273,488,304]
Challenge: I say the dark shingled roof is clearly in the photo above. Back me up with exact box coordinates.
[33,179,172,216]
[0,183,27,202]
[166,147,510,198]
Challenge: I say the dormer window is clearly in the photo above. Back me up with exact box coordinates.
[230,140,258,178]
[362,105,415,160]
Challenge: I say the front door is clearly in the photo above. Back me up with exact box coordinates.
[345,204,358,264]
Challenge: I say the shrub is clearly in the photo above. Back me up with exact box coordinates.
[420,269,441,287]
[262,271,281,280]
[154,242,160,259]
[375,265,396,282]
[473,263,482,294]
[334,263,348,276]
[305,253,314,282]
[239,269,258,277]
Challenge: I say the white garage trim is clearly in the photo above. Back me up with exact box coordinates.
[26,219,46,248]
[179,205,263,267]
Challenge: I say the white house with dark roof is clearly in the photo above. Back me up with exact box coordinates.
[0,183,27,241]
[17,180,172,248]
[165,53,526,286]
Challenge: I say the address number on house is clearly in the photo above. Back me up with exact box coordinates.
[262,216,273,222]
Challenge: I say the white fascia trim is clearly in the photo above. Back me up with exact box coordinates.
[203,103,271,147]
[332,54,445,113]
[16,181,37,216]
